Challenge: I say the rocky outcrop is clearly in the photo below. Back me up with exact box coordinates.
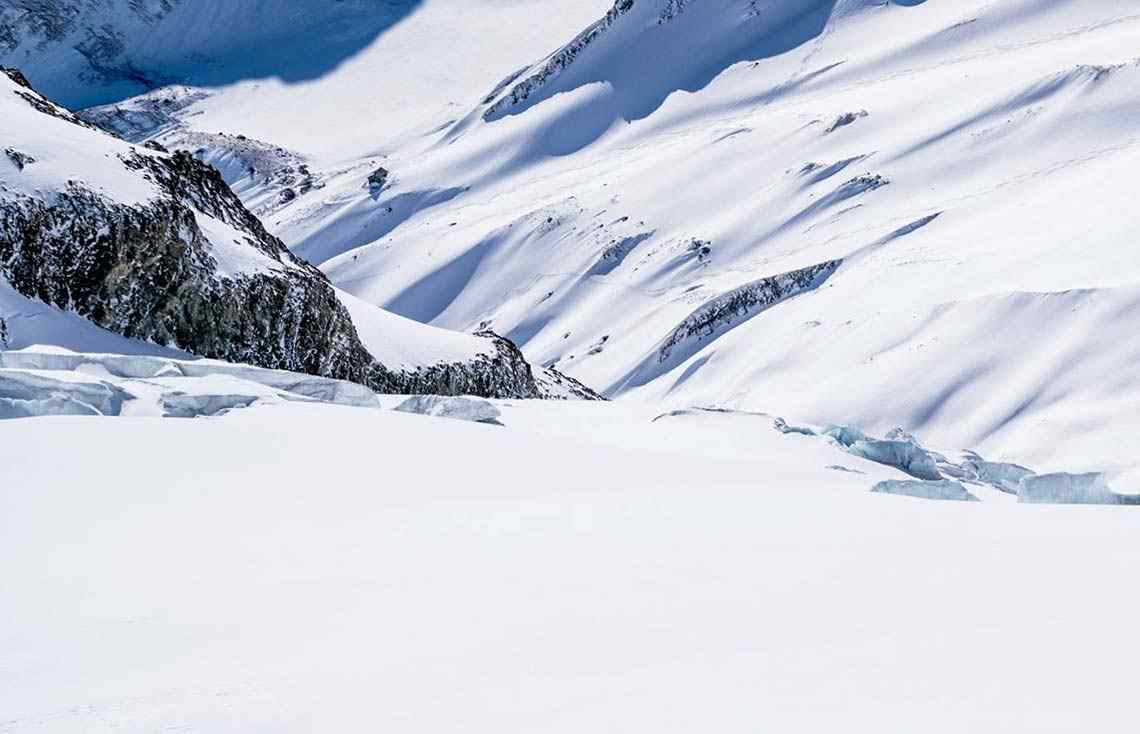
[0,68,578,400]
[482,0,706,121]
[1,154,374,381]
[658,259,842,364]
[367,331,541,399]
[483,0,638,121]
[536,365,606,400]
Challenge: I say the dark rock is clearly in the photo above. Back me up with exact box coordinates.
[4,148,35,171]
[658,259,843,365]
[368,167,389,190]
[0,66,31,89]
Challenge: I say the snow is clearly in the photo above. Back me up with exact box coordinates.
[4,2,1140,728]
[393,394,502,425]
[0,73,158,206]
[193,207,302,278]
[3,396,1140,732]
[335,287,494,371]
[265,0,1139,486]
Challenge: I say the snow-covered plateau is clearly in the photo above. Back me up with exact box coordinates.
[2,0,1139,730]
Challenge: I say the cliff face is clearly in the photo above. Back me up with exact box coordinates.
[0,67,564,400]
[0,87,376,382]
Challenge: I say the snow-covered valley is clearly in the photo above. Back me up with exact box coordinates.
[4,396,1140,731]
[2,0,1139,730]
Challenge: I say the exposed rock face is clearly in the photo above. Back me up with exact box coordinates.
[1,150,374,381]
[658,259,842,364]
[482,0,708,121]
[0,68,567,400]
[483,0,639,121]
[536,364,606,400]
[368,331,541,400]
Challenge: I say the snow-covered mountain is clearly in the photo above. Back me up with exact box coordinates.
[3,2,1140,731]
[95,0,1129,485]
[0,66,584,399]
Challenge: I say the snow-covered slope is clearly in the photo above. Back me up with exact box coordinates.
[3,397,1139,731]
[4,3,1140,728]
[200,0,1138,485]
[10,1,611,158]
[0,1,425,110]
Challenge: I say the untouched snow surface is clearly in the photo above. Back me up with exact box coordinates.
[3,397,1140,731]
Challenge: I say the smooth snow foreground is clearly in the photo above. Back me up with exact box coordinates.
[3,397,1139,732]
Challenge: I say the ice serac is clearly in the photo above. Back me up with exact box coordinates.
[0,69,560,400]
[1018,473,1138,506]
[393,395,503,425]
[872,479,980,503]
